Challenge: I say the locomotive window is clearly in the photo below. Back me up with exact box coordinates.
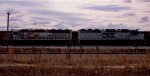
[106,29,116,32]
[32,30,45,32]
[13,32,18,35]
[94,30,101,33]
[121,29,129,32]
[20,29,29,32]
[130,30,138,35]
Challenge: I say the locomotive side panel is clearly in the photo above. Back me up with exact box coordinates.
[79,30,144,40]
[10,29,72,45]
[12,31,19,40]
[79,32,131,40]
[130,34,144,40]
[28,31,71,40]
[78,29,145,45]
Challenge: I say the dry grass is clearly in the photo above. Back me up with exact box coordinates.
[0,47,150,76]
[0,66,150,76]
[0,54,150,67]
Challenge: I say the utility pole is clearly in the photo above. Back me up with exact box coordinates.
[6,12,11,63]
[6,12,10,53]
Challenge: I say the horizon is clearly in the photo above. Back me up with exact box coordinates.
[0,28,146,32]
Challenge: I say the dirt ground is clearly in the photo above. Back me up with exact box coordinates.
[0,66,150,76]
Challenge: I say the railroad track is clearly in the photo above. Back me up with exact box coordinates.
[0,46,150,54]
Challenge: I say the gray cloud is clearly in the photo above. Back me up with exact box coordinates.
[32,20,50,25]
[0,26,6,31]
[31,10,91,25]
[123,0,132,3]
[83,5,130,12]
[32,17,52,21]
[10,18,19,21]
[75,23,135,30]
[139,16,149,23]
[10,24,19,29]
[124,13,136,17]
[0,1,47,7]
[30,10,77,17]
[0,1,49,15]
[0,24,19,31]
[116,12,136,18]
[31,17,51,25]
[5,8,21,14]
[9,14,24,22]
[138,0,150,2]
[102,23,129,29]
[54,22,69,29]
[0,8,21,15]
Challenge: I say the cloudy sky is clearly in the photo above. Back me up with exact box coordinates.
[0,0,150,31]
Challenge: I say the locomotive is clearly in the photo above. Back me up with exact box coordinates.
[78,29,145,45]
[0,29,150,46]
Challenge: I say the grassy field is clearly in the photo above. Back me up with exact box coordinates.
[0,54,150,66]
[0,47,150,76]
[0,54,150,76]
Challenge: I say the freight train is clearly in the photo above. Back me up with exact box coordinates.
[0,29,150,46]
